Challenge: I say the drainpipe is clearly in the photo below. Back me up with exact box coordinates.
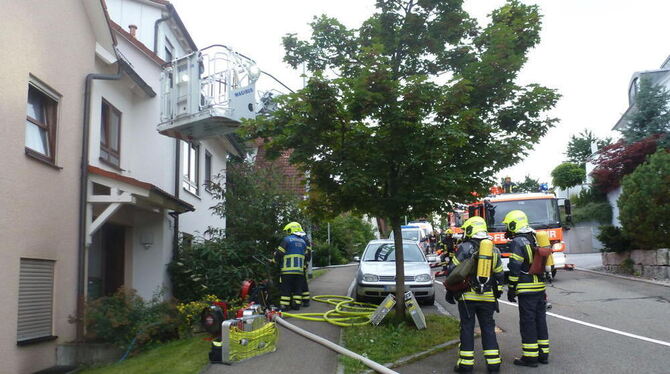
[76,65,123,341]
[153,7,181,260]
[172,139,181,260]
[153,13,170,56]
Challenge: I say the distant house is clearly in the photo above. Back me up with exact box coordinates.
[606,55,670,227]
[252,139,306,196]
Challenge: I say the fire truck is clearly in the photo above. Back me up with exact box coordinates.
[465,191,573,277]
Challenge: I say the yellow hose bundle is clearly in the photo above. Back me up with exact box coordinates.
[282,295,378,327]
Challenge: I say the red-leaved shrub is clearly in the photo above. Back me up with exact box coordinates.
[591,135,659,193]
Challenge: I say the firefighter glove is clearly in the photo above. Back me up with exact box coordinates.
[445,291,456,305]
[507,289,516,303]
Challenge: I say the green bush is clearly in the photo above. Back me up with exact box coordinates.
[618,150,670,249]
[572,202,612,225]
[169,237,277,303]
[572,187,608,206]
[597,225,631,253]
[312,213,376,264]
[86,287,179,350]
[551,162,585,189]
[312,242,346,267]
[169,160,305,303]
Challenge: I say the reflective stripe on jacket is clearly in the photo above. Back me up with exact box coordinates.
[447,239,504,302]
[507,233,546,294]
[277,234,307,274]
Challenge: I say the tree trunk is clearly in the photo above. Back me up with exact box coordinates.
[390,215,406,318]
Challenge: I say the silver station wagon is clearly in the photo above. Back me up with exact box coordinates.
[354,239,435,305]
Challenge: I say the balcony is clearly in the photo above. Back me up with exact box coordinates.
[158,45,260,140]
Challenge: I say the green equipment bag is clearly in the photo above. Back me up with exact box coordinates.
[444,254,476,287]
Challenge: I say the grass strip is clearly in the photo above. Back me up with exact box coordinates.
[340,314,460,374]
[79,335,210,374]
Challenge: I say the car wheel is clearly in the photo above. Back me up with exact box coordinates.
[420,295,435,306]
[354,289,367,303]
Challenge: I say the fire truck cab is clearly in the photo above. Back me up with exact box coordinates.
[468,192,572,277]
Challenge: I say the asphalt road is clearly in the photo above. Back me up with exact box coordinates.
[566,252,603,269]
[406,269,670,373]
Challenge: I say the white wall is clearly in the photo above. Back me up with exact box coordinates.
[179,138,229,237]
[106,0,164,51]
[130,210,173,300]
[607,186,623,227]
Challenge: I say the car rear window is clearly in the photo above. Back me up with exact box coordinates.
[362,243,424,262]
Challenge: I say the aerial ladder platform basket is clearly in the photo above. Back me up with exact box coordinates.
[158,44,260,141]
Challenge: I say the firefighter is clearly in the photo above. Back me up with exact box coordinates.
[446,216,504,373]
[503,210,550,367]
[502,176,515,194]
[275,222,308,311]
[442,228,456,258]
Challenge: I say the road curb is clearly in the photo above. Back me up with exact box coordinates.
[313,263,358,270]
[575,267,670,288]
[360,338,461,374]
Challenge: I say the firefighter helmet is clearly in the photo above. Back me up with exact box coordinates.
[502,210,529,233]
[283,222,304,235]
[461,216,487,239]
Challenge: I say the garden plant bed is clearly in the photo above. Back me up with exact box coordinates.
[340,314,460,374]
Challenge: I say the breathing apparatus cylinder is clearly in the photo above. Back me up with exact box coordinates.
[536,230,551,247]
[476,239,494,282]
[535,231,554,273]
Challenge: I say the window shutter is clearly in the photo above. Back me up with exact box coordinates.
[17,259,55,342]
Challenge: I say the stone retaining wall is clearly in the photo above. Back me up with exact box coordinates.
[601,248,670,279]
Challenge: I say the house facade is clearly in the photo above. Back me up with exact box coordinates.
[608,55,670,227]
[0,1,116,372]
[86,0,238,303]
[0,0,238,372]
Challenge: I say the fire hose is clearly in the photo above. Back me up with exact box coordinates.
[273,313,399,374]
[281,295,378,327]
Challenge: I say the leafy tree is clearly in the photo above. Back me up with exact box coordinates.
[551,162,585,189]
[565,129,612,167]
[591,136,660,193]
[169,161,306,302]
[314,213,376,259]
[513,175,540,192]
[244,0,558,315]
[622,77,670,147]
[618,150,670,249]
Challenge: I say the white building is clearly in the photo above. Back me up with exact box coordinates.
[84,0,242,301]
[606,55,670,227]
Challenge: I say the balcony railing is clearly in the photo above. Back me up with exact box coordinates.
[158,45,260,140]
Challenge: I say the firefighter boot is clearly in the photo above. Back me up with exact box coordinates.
[513,358,538,368]
[453,364,473,373]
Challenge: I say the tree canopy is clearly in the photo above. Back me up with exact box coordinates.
[623,77,670,147]
[551,162,584,190]
[618,150,670,249]
[565,129,611,167]
[243,0,558,314]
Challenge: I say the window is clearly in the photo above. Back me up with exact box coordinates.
[204,151,212,191]
[100,99,121,168]
[25,84,58,163]
[182,141,199,195]
[17,259,55,344]
[164,38,174,62]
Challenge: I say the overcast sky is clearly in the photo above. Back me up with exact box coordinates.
[172,0,669,184]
